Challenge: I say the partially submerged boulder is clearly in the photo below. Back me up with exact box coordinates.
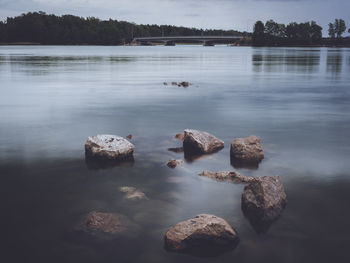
[174,133,184,141]
[242,176,287,231]
[167,159,183,168]
[230,136,264,165]
[82,211,127,234]
[199,170,253,183]
[85,134,134,160]
[164,214,239,255]
[120,186,148,201]
[183,129,224,155]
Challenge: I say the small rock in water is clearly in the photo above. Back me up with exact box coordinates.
[126,134,132,139]
[164,214,239,256]
[82,211,126,234]
[163,82,168,85]
[171,82,178,86]
[242,176,287,233]
[120,186,148,201]
[179,81,189,87]
[199,170,253,183]
[183,129,224,155]
[230,135,264,165]
[85,134,134,160]
[174,133,184,141]
[167,159,183,168]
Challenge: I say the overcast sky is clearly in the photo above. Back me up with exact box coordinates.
[0,0,349,33]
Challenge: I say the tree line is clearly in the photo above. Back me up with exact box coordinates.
[0,12,242,45]
[253,19,350,46]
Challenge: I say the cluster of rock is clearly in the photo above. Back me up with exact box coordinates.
[163,81,190,87]
[83,130,286,256]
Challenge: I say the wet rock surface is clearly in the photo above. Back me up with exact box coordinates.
[230,136,264,166]
[242,176,287,233]
[85,134,135,160]
[82,211,127,234]
[199,170,254,183]
[164,214,239,256]
[120,186,148,201]
[167,159,183,168]
[183,129,224,156]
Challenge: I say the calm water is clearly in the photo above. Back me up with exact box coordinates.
[0,45,350,263]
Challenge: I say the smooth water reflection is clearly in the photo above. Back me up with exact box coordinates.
[0,46,350,263]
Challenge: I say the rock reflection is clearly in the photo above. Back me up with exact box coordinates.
[85,155,134,170]
[230,157,260,170]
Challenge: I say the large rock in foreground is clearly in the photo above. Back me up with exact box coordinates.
[199,170,253,183]
[183,129,224,155]
[85,134,134,160]
[164,214,239,256]
[242,176,287,227]
[230,136,264,166]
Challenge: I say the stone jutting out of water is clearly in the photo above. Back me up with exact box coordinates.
[199,170,253,183]
[83,211,127,234]
[183,129,224,155]
[241,176,287,224]
[167,159,183,168]
[119,186,148,201]
[164,214,239,255]
[230,135,264,164]
[174,133,184,141]
[85,134,134,160]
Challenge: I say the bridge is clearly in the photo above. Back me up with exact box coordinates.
[132,36,243,46]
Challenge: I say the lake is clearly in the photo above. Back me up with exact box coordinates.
[0,45,350,263]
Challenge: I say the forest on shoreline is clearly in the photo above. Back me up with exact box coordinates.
[0,12,349,46]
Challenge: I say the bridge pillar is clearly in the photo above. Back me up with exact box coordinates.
[165,41,175,46]
[203,41,215,46]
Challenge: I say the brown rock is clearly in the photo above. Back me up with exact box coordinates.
[85,134,134,160]
[163,82,168,85]
[164,214,239,255]
[230,136,264,164]
[183,129,224,155]
[242,176,287,224]
[120,186,148,201]
[167,159,183,168]
[171,82,178,86]
[126,134,132,139]
[179,81,189,87]
[199,170,253,183]
[174,133,184,141]
[83,211,126,234]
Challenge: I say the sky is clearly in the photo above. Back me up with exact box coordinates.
[0,0,349,34]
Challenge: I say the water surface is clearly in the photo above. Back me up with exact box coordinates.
[0,45,350,263]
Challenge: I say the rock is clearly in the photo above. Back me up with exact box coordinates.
[179,81,189,87]
[242,176,287,227]
[199,170,253,183]
[230,136,264,164]
[126,134,132,139]
[167,159,183,168]
[163,82,168,85]
[85,134,134,160]
[120,186,148,201]
[174,133,184,141]
[168,147,184,153]
[164,214,239,255]
[171,82,178,86]
[83,211,127,234]
[183,129,224,155]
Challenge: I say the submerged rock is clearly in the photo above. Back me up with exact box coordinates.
[120,186,148,201]
[82,211,127,234]
[242,176,287,232]
[174,133,185,141]
[164,214,239,256]
[199,170,253,183]
[85,134,135,160]
[230,136,264,164]
[183,129,224,155]
[167,159,183,168]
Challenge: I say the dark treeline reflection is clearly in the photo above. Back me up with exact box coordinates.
[252,49,321,73]
[326,51,344,75]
